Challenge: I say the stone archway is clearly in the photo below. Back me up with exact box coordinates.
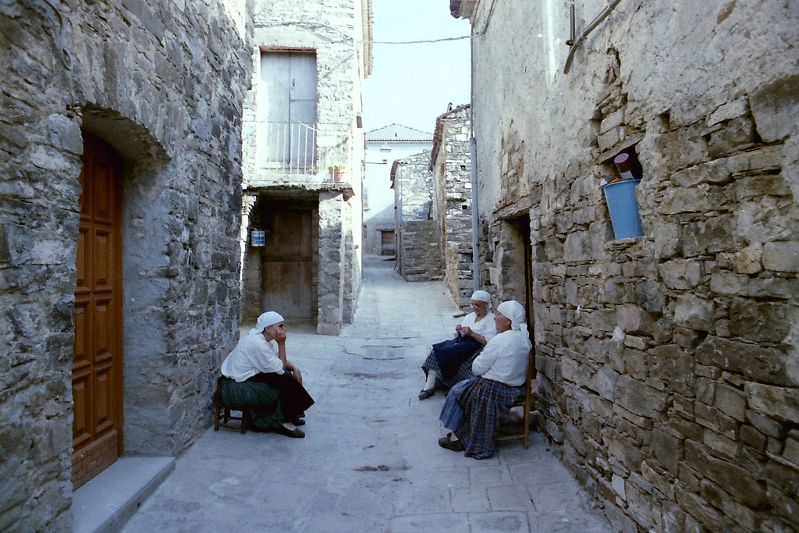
[71,131,125,489]
[79,106,172,458]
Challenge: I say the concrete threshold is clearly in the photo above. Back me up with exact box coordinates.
[72,456,174,533]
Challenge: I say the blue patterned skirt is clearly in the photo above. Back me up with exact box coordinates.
[446,377,523,459]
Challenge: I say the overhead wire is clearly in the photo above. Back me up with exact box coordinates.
[374,35,470,45]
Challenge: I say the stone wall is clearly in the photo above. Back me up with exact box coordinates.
[398,221,442,282]
[393,150,442,281]
[0,1,250,529]
[318,192,346,335]
[432,105,473,307]
[460,0,798,531]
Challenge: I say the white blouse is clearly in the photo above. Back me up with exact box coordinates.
[221,333,284,382]
[471,330,531,386]
[461,312,498,342]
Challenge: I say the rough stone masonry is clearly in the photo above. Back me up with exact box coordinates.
[432,104,474,307]
[0,1,251,530]
[394,150,442,281]
[456,0,799,531]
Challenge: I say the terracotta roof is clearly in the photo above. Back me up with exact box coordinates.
[366,123,434,144]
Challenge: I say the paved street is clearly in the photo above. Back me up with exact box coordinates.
[123,257,611,533]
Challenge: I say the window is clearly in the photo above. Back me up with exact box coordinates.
[257,51,318,172]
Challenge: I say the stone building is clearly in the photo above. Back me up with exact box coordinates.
[239,0,373,335]
[452,0,798,531]
[364,124,433,256]
[431,104,475,307]
[392,150,442,281]
[0,1,251,530]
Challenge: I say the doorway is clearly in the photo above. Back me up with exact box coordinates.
[380,229,395,256]
[72,132,124,489]
[499,214,534,347]
[260,198,316,319]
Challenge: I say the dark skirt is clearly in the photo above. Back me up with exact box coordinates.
[220,373,314,429]
[421,335,483,386]
[452,377,523,459]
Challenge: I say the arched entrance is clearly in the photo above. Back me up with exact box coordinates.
[71,132,124,489]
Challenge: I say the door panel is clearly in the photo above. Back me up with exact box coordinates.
[72,132,123,490]
[262,204,314,319]
[290,54,317,101]
[260,53,291,123]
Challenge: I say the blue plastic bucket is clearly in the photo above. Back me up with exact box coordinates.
[602,180,644,239]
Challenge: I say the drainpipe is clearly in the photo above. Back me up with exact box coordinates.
[469,19,480,291]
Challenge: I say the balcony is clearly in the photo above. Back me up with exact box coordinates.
[257,121,318,174]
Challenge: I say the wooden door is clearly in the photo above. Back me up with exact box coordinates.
[262,203,314,319]
[72,132,123,489]
[380,229,395,256]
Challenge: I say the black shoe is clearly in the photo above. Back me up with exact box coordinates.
[274,424,305,438]
[291,417,306,426]
[418,389,435,400]
[438,433,464,452]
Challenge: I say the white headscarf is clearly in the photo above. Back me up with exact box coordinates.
[249,311,284,336]
[496,300,528,335]
[471,290,492,310]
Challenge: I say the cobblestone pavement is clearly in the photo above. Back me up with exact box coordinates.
[123,257,611,533]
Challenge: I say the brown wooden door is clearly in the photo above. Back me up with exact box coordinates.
[262,203,314,319]
[380,229,395,256]
[72,132,123,489]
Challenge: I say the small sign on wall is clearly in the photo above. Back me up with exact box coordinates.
[251,229,266,247]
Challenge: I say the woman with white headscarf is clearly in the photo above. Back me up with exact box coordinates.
[438,300,532,459]
[219,311,314,438]
[419,290,499,400]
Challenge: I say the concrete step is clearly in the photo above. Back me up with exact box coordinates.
[72,456,174,533]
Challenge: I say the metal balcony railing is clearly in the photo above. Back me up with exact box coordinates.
[257,121,318,174]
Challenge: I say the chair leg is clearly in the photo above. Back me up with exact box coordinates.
[241,411,250,434]
[522,405,530,449]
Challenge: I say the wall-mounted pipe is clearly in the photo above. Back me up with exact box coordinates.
[469,13,480,291]
[563,0,624,74]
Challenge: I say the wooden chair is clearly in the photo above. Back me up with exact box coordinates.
[496,351,535,448]
[213,376,251,433]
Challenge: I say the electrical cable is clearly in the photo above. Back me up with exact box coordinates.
[374,35,470,45]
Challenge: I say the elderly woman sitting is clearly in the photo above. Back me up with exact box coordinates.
[418,290,499,400]
[437,300,531,459]
[219,311,314,438]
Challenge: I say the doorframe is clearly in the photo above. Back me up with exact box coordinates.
[499,213,535,372]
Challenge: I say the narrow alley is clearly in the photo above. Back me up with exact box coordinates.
[121,257,610,533]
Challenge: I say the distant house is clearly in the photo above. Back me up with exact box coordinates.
[363,124,432,256]
[240,0,374,335]
[392,150,443,281]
